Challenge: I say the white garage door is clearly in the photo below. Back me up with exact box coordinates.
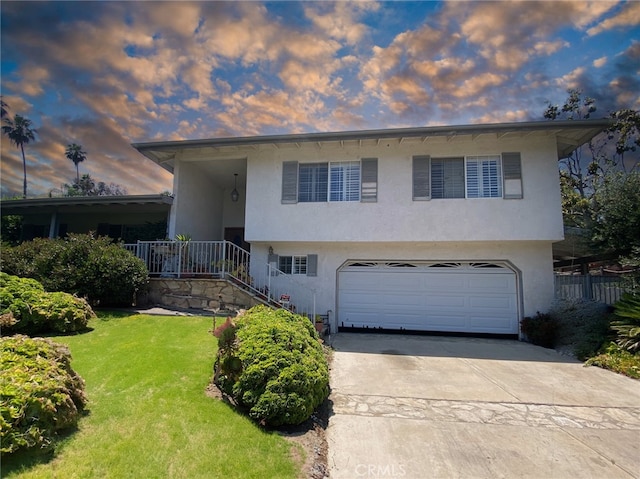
[338,261,519,334]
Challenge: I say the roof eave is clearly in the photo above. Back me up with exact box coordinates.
[132,119,613,170]
[0,194,174,210]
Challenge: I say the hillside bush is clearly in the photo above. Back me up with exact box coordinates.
[213,306,329,427]
[549,298,612,359]
[0,273,94,334]
[1,335,87,455]
[611,293,640,353]
[1,234,148,306]
[586,342,640,379]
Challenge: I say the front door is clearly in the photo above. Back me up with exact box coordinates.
[224,227,250,251]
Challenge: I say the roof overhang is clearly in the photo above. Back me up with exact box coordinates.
[132,119,613,174]
[0,194,173,216]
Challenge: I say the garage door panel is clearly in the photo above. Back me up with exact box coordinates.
[338,262,519,334]
[469,315,514,331]
[424,294,467,308]
[427,313,467,329]
[468,295,514,310]
[379,294,424,313]
[467,275,515,292]
[423,275,467,291]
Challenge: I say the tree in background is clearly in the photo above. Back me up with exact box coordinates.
[591,172,640,260]
[545,89,639,268]
[64,173,127,197]
[609,109,640,167]
[544,89,639,228]
[2,113,37,199]
[65,143,87,184]
[0,97,7,119]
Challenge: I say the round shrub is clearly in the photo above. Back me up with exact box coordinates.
[0,273,95,335]
[1,335,87,454]
[214,306,329,427]
[1,233,149,306]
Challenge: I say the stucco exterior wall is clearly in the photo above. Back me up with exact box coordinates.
[172,162,224,240]
[245,135,563,243]
[250,240,555,331]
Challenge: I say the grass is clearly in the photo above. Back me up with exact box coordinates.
[2,311,300,478]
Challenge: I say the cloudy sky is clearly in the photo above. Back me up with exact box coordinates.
[1,1,639,197]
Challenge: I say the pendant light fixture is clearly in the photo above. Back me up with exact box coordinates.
[231,173,239,202]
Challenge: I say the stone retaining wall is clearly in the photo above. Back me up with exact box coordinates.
[144,278,262,312]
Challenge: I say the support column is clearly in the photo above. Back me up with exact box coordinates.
[48,211,58,238]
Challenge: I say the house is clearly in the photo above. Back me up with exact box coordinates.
[133,119,610,336]
[0,195,172,242]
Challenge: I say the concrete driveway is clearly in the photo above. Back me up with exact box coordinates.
[326,334,640,479]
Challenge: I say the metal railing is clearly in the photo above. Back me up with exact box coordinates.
[123,240,316,317]
[554,273,632,305]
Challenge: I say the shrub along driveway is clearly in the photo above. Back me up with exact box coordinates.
[327,334,640,479]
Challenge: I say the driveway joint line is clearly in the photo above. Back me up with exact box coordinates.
[457,355,523,403]
[558,427,639,478]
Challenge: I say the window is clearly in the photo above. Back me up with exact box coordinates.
[279,256,307,274]
[299,163,328,202]
[330,161,360,201]
[282,160,377,203]
[431,158,465,198]
[466,155,502,198]
[412,152,521,200]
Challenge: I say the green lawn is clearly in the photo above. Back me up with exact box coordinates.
[2,312,300,478]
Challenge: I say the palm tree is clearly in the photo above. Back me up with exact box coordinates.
[2,114,36,198]
[0,97,7,119]
[65,143,87,184]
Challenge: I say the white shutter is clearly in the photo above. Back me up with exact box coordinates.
[466,155,502,198]
[412,156,431,200]
[466,158,480,198]
[502,152,523,199]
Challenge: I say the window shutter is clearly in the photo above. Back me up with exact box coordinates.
[502,152,523,199]
[306,254,318,277]
[360,158,378,202]
[281,161,298,204]
[268,253,279,276]
[412,155,431,200]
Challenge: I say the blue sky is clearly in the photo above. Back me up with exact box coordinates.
[1,1,639,197]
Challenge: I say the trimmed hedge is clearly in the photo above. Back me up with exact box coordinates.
[214,306,329,427]
[1,335,87,454]
[1,233,148,306]
[0,273,95,334]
